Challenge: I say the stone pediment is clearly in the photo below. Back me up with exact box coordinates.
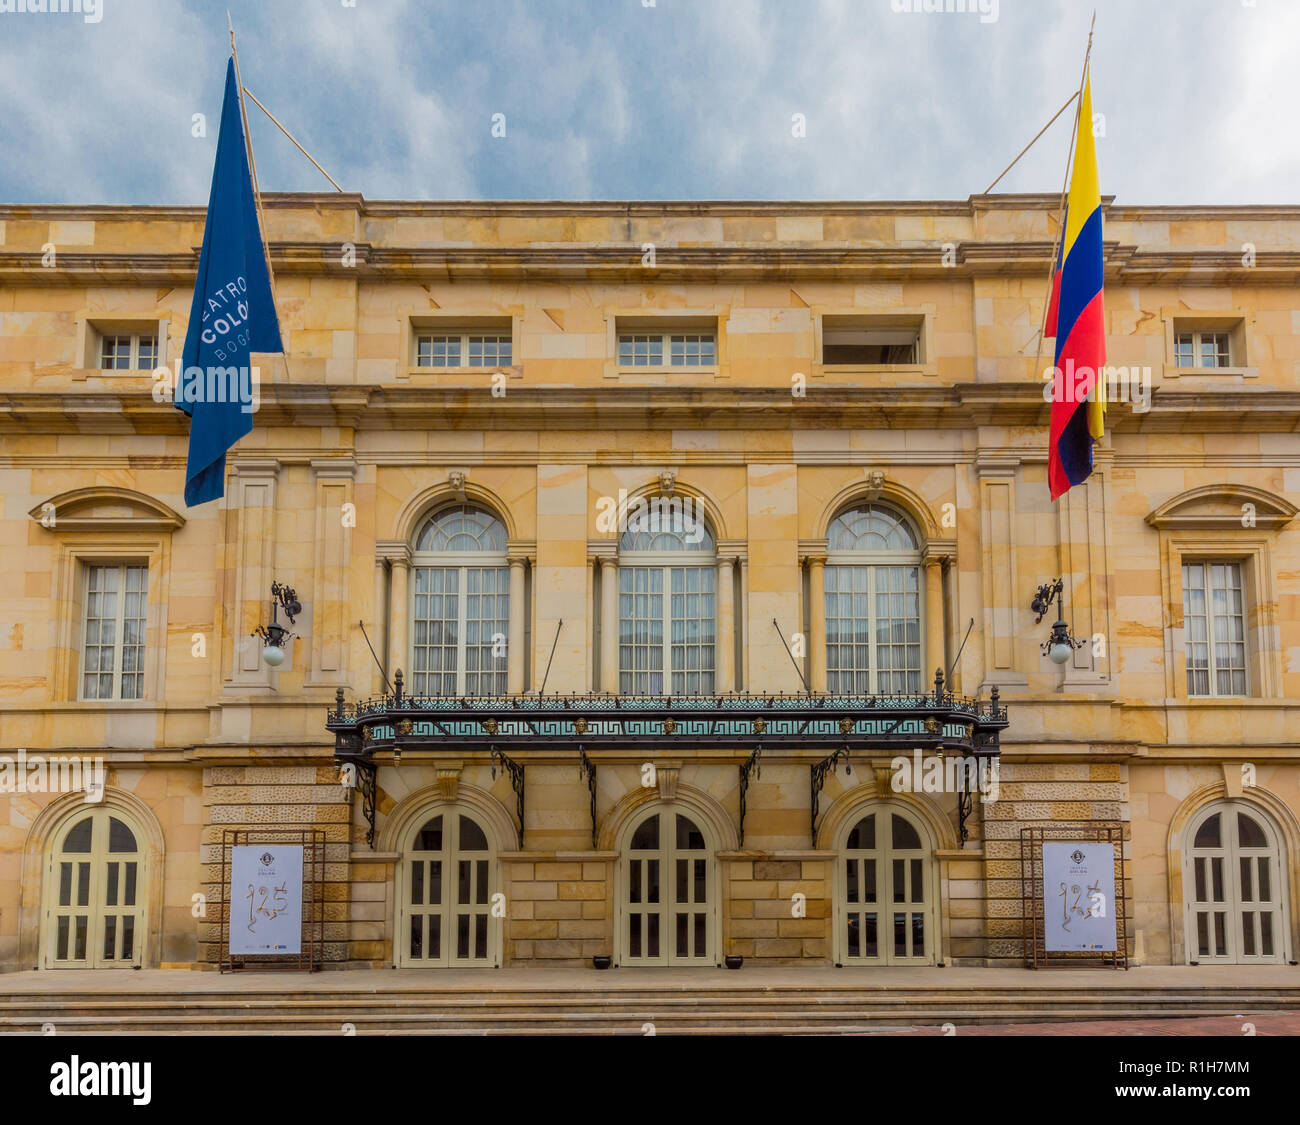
[29,487,185,532]
[1145,484,1297,531]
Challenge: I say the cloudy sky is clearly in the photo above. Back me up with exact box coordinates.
[0,0,1296,206]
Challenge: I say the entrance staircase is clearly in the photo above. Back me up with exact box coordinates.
[4,966,1299,1034]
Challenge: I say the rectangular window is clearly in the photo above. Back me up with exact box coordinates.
[617,332,716,368]
[80,564,148,700]
[825,565,921,694]
[1182,561,1248,696]
[99,333,158,371]
[822,325,920,365]
[411,566,508,696]
[415,333,512,368]
[1174,331,1231,369]
[619,566,715,695]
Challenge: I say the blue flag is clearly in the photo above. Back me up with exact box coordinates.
[177,57,282,506]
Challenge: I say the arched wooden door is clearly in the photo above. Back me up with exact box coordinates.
[619,807,716,966]
[1184,801,1288,964]
[42,808,146,968]
[396,807,500,967]
[836,805,936,966]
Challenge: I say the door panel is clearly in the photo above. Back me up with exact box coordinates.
[400,810,497,967]
[841,809,935,965]
[46,810,144,969]
[1186,805,1286,964]
[622,811,714,965]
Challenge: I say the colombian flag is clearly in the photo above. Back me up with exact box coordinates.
[1047,73,1106,500]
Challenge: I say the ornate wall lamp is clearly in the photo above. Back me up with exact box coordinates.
[252,581,302,668]
[1031,578,1087,665]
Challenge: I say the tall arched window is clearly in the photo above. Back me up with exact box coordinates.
[618,503,716,696]
[411,505,509,696]
[824,503,922,695]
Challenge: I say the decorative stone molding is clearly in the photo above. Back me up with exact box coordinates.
[436,768,461,802]
[1146,484,1297,531]
[28,487,185,533]
[659,468,677,496]
[656,764,681,800]
[447,469,468,497]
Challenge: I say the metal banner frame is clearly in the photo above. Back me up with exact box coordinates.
[1020,825,1128,970]
[219,828,326,973]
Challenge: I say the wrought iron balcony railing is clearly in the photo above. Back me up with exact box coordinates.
[327,669,1006,850]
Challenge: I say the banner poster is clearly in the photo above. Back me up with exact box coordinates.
[229,844,303,955]
[1042,842,1117,952]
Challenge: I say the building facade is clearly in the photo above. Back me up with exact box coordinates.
[1,195,1297,972]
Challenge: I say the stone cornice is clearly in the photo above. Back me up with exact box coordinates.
[8,243,1300,285]
[7,192,1300,221]
[4,383,1299,435]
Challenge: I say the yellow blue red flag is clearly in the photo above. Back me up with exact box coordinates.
[1047,72,1106,500]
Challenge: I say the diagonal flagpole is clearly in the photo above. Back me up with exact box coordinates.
[227,11,293,381]
[1031,12,1097,389]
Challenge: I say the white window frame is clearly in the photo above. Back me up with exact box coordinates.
[85,321,166,373]
[617,553,716,697]
[1174,330,1232,369]
[1181,559,1249,698]
[413,331,513,369]
[824,505,924,697]
[616,331,717,370]
[78,562,148,702]
[409,508,510,698]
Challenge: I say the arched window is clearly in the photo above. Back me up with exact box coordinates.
[618,500,716,696]
[824,503,922,695]
[411,505,509,696]
[1183,801,1288,963]
[43,807,146,968]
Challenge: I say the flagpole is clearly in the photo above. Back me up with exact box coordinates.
[1031,12,1096,380]
[227,12,292,381]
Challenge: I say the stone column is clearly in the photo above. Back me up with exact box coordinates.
[738,556,749,692]
[372,558,388,695]
[387,547,411,683]
[924,555,944,685]
[507,552,527,694]
[599,555,619,693]
[716,555,735,693]
[808,554,827,692]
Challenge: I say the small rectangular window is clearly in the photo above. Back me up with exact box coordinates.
[414,332,511,368]
[1182,560,1247,696]
[81,563,148,701]
[618,332,715,368]
[98,332,157,371]
[823,326,919,365]
[1174,331,1231,369]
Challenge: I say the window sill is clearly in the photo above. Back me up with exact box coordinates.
[1161,365,1257,379]
[614,365,718,375]
[816,364,935,376]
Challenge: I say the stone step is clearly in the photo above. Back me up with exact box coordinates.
[0,1009,1272,1034]
[5,982,1296,1033]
